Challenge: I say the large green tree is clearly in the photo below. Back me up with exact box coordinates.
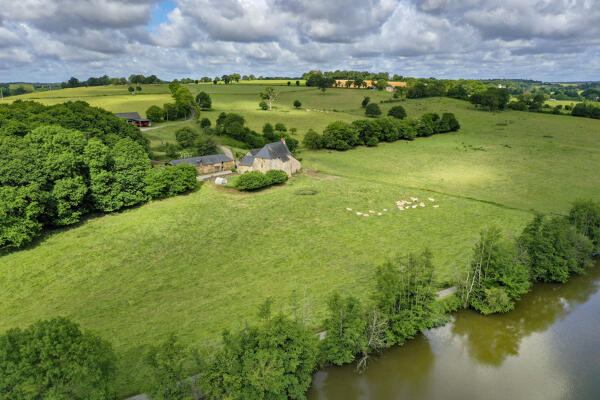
[0,317,116,400]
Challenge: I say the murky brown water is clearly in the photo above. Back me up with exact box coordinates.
[308,264,600,400]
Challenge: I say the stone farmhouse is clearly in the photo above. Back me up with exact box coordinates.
[170,154,235,175]
[238,139,301,176]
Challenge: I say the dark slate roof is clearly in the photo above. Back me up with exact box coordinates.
[254,141,291,161]
[115,112,142,120]
[239,141,292,166]
[171,154,233,166]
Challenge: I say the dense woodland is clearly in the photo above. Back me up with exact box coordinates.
[0,101,197,250]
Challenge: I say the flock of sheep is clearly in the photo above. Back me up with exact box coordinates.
[346,196,439,217]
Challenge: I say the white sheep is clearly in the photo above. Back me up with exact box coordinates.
[356,212,363,215]
[346,207,352,211]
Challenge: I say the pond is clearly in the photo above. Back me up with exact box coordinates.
[308,264,600,400]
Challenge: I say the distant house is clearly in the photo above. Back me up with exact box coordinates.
[170,154,235,175]
[115,112,151,127]
[238,139,301,176]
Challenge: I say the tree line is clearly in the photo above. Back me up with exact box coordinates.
[459,201,600,314]
[1,199,598,398]
[0,101,198,250]
[61,74,164,88]
[303,104,460,151]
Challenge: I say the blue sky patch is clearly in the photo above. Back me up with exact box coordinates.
[147,0,176,32]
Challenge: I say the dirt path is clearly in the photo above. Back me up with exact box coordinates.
[219,145,234,159]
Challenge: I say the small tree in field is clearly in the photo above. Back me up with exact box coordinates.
[388,105,407,119]
[361,96,370,108]
[293,99,302,109]
[146,105,163,122]
[259,100,268,110]
[136,86,142,94]
[128,86,135,95]
[259,87,278,110]
[365,103,382,117]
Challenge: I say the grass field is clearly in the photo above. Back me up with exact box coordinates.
[2,90,600,396]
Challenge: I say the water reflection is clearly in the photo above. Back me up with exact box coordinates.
[451,266,600,366]
[308,265,600,400]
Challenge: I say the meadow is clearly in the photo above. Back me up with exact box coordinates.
[2,87,600,396]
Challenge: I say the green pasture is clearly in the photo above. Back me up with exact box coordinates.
[2,92,600,396]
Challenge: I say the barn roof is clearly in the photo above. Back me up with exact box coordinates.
[115,112,142,119]
[171,153,233,166]
[239,141,292,166]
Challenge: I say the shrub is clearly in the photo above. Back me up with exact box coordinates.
[519,215,594,283]
[259,100,268,110]
[199,313,318,400]
[199,117,211,129]
[361,96,371,108]
[387,105,407,119]
[195,91,212,109]
[365,103,382,117]
[293,99,302,109]
[146,105,164,122]
[321,121,359,150]
[235,171,272,191]
[440,113,460,131]
[266,169,288,184]
[568,200,600,254]
[303,129,323,149]
[275,122,287,132]
[175,127,199,148]
[0,317,116,399]
[144,334,194,400]
[351,119,381,146]
[144,164,197,199]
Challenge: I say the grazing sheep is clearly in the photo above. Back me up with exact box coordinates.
[346,208,352,211]
[356,212,362,215]
[398,206,404,210]
[412,205,417,209]
[433,205,440,208]
[410,197,418,201]
[369,210,375,213]
[383,208,388,212]
[377,212,382,216]
[419,202,425,207]
[363,214,370,217]
[428,197,435,202]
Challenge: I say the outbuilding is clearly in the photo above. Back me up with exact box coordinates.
[115,112,151,127]
[170,154,235,175]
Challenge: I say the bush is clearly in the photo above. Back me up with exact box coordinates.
[321,121,359,150]
[387,105,407,119]
[144,334,194,400]
[303,129,323,149]
[365,103,382,117]
[568,200,600,254]
[440,113,460,132]
[293,99,302,109]
[265,169,288,184]
[235,171,273,191]
[361,96,370,108]
[195,91,212,109]
[508,101,528,111]
[199,117,211,129]
[144,164,197,200]
[519,215,594,283]
[0,317,116,399]
[259,100,268,110]
[175,127,199,148]
[146,105,164,122]
[199,313,318,400]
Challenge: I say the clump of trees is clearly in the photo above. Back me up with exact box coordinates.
[61,74,162,88]
[304,71,336,93]
[0,101,199,250]
[144,163,198,200]
[195,91,212,110]
[459,200,600,314]
[571,102,600,119]
[212,113,298,151]
[305,112,459,151]
[144,80,198,122]
[234,170,288,191]
[0,317,116,399]
[469,87,510,111]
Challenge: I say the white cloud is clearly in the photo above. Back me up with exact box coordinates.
[0,0,598,81]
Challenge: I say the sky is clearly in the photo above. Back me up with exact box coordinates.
[0,0,599,82]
